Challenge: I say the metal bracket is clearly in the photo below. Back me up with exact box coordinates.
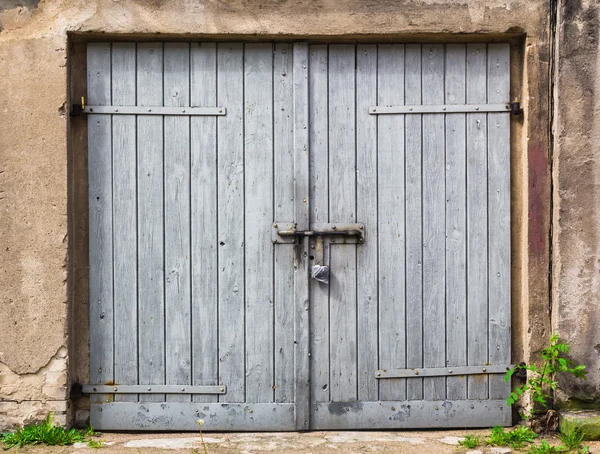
[272,222,365,244]
[509,101,523,116]
[375,364,513,379]
[82,384,227,394]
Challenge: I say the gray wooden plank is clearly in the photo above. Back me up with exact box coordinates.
[311,400,511,430]
[136,42,165,403]
[190,42,219,403]
[444,44,468,400]
[164,42,192,403]
[308,44,330,405]
[293,42,310,430]
[356,44,379,402]
[87,42,114,404]
[244,43,275,403]
[273,43,295,404]
[91,403,296,431]
[217,43,245,403]
[328,44,358,403]
[377,44,406,401]
[487,43,511,400]
[405,44,424,401]
[422,43,446,401]
[466,43,489,400]
[111,42,137,403]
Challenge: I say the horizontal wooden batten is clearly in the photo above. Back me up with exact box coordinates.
[375,364,513,378]
[82,385,226,394]
[369,103,511,114]
[311,400,510,429]
[83,105,226,115]
[91,403,296,431]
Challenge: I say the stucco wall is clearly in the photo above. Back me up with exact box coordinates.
[553,0,600,407]
[0,0,552,428]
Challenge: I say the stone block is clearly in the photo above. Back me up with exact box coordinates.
[560,411,600,441]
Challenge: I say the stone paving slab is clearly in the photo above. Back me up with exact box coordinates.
[5,430,600,453]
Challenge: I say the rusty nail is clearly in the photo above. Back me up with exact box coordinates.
[414,370,419,375]
[392,407,396,411]
[482,368,487,372]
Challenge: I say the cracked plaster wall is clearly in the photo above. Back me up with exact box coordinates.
[0,0,554,429]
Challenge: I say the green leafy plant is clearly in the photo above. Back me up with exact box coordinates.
[529,440,564,454]
[486,425,538,449]
[0,413,96,450]
[559,424,585,451]
[87,439,104,449]
[505,333,587,415]
[459,434,482,449]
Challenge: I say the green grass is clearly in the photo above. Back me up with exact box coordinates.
[0,413,98,450]
[486,425,538,449]
[459,434,483,449]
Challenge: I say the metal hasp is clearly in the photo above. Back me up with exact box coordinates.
[272,222,365,244]
[81,105,227,116]
[82,384,227,394]
[374,364,513,379]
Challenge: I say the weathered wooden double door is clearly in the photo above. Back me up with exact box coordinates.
[86,41,511,430]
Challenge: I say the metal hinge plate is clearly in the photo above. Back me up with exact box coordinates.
[375,364,513,379]
[82,384,227,394]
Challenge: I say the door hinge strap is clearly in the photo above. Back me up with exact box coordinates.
[82,385,227,394]
[375,364,513,379]
[80,105,226,116]
[369,103,512,115]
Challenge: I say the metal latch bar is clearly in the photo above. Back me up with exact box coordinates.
[375,364,512,379]
[272,222,365,244]
[369,104,511,114]
[82,106,226,116]
[82,385,227,394]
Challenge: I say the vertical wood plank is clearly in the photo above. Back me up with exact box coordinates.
[328,44,358,403]
[445,44,468,400]
[111,42,137,403]
[405,44,424,401]
[190,42,219,403]
[422,43,446,401]
[87,43,113,404]
[466,43,489,400]
[356,44,379,402]
[137,42,165,403]
[274,43,295,404]
[244,43,275,403]
[293,42,310,429]
[377,44,406,401]
[487,43,511,400]
[217,43,245,403]
[164,43,191,403]
[308,44,330,404]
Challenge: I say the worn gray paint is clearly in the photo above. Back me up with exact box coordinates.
[88,42,511,431]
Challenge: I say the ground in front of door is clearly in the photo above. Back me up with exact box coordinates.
[9,430,600,453]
